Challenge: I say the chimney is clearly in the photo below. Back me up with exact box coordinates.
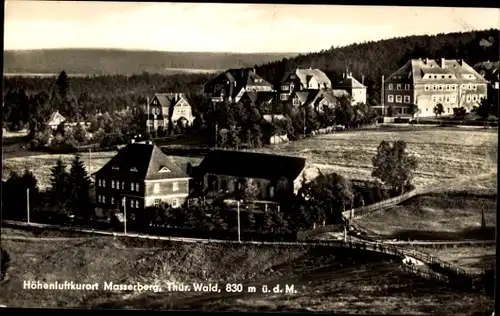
[425,58,429,64]
[361,75,365,85]
[349,72,352,78]
[441,58,445,68]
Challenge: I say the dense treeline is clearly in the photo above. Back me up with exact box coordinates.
[255,29,500,106]
[4,49,298,75]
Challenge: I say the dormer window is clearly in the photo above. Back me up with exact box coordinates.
[112,165,119,171]
[130,167,138,172]
[159,167,171,173]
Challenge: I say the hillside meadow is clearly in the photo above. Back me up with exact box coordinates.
[252,126,498,190]
[0,228,493,314]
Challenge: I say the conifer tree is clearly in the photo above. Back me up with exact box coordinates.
[50,157,70,212]
[68,155,91,217]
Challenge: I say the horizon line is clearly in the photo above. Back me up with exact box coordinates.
[5,28,498,54]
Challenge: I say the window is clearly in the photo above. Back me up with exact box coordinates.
[432,85,437,91]
[448,108,451,113]
[111,197,115,205]
[112,165,119,171]
[98,195,102,203]
[293,98,300,106]
[405,84,410,90]
[111,180,115,189]
[130,167,138,172]
[121,181,125,190]
[131,182,135,191]
[388,95,394,103]
[461,84,466,90]
[472,84,477,91]
[404,95,410,103]
[431,95,437,102]
[396,84,401,90]
[467,84,472,90]
[424,85,430,91]
[396,95,402,103]
[388,83,393,90]
[172,199,179,208]
[441,75,445,79]
[281,85,289,91]
[445,96,450,103]
[153,183,160,193]
[472,95,477,102]
[438,85,443,91]
[280,93,288,101]
[130,199,135,208]
[135,183,139,192]
[154,199,161,208]
[438,95,444,103]
[452,85,457,91]
[98,179,101,187]
[103,195,106,204]
[466,95,471,102]
[446,84,450,91]
[173,182,179,192]
[135,200,139,208]
[449,75,452,79]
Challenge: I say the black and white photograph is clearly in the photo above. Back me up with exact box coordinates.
[1,1,498,314]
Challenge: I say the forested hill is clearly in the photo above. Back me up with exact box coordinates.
[255,29,500,105]
[3,49,298,75]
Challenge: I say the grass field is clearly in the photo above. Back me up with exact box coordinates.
[358,192,497,240]
[0,228,493,314]
[2,152,203,190]
[252,126,498,189]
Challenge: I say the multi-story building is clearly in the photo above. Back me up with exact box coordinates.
[204,68,274,104]
[93,140,191,223]
[334,72,367,105]
[279,68,332,102]
[382,58,489,117]
[474,61,499,106]
[286,89,339,114]
[146,93,195,132]
[189,149,307,201]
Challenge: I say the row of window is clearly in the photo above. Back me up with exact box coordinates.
[97,179,140,192]
[387,95,411,103]
[424,83,478,92]
[431,94,484,103]
[388,83,411,91]
[97,195,140,208]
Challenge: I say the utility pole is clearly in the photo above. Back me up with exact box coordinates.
[26,188,30,224]
[303,108,306,136]
[237,201,241,242]
[381,75,385,117]
[146,96,150,135]
[88,149,92,175]
[122,197,127,235]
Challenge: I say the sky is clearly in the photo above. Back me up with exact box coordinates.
[4,1,500,53]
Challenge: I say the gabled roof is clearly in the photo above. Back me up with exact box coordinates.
[226,68,273,88]
[338,75,366,89]
[241,91,275,104]
[46,111,66,125]
[93,142,189,181]
[473,61,500,81]
[388,59,489,84]
[151,93,189,108]
[282,68,332,88]
[195,149,306,181]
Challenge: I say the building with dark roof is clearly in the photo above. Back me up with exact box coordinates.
[335,72,367,105]
[474,61,499,107]
[203,68,274,104]
[286,88,340,114]
[92,141,191,221]
[279,68,333,102]
[189,149,307,201]
[146,93,194,133]
[380,58,489,118]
